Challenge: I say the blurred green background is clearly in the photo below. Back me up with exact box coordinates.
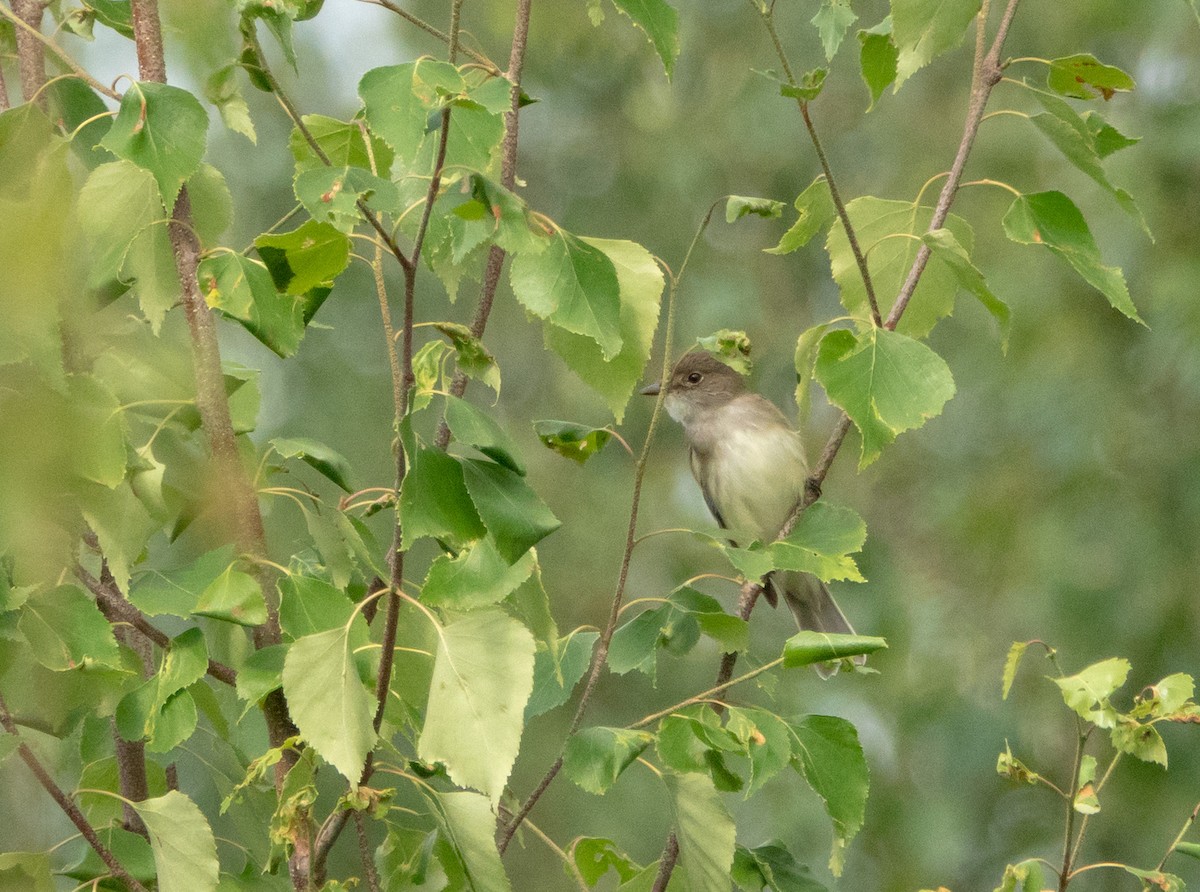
[5,0,1200,888]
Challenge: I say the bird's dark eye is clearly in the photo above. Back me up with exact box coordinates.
[686,372,703,384]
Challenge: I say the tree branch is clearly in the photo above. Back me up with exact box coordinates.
[10,0,46,107]
[0,693,151,892]
[0,2,121,101]
[355,0,500,74]
[650,833,679,892]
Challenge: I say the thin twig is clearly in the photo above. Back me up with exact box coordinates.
[355,0,500,74]
[650,833,680,892]
[1156,801,1200,871]
[0,2,121,101]
[435,0,533,448]
[353,811,382,892]
[1058,728,1087,892]
[0,693,151,892]
[630,658,784,730]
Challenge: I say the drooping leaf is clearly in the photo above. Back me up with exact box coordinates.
[443,396,524,475]
[732,841,829,892]
[1001,641,1030,700]
[358,60,463,163]
[254,220,350,296]
[812,0,858,60]
[197,252,311,358]
[858,17,898,110]
[270,436,354,492]
[1120,867,1183,892]
[131,791,219,892]
[99,82,209,204]
[460,458,561,563]
[789,715,869,875]
[564,726,655,794]
[235,643,286,707]
[794,322,830,420]
[1046,53,1135,101]
[533,420,613,464]
[921,228,1011,344]
[434,321,502,395]
[526,631,598,719]
[1111,721,1168,766]
[1001,190,1142,323]
[282,621,377,782]
[669,588,749,654]
[726,707,794,796]
[610,0,680,79]
[780,68,828,102]
[18,585,122,671]
[814,327,956,468]
[423,540,534,609]
[400,423,486,551]
[783,632,888,667]
[545,238,663,422]
[418,609,535,804]
[891,0,981,88]
[425,790,512,892]
[205,63,256,143]
[766,177,836,255]
[666,771,736,891]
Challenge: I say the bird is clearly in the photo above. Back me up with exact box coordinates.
[641,350,861,677]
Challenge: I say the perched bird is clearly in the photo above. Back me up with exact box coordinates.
[642,351,860,676]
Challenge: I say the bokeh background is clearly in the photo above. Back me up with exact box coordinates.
[4,0,1200,888]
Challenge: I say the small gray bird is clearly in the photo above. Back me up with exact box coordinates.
[642,351,860,677]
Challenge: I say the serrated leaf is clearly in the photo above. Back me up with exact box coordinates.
[1047,53,1135,101]
[545,238,663,422]
[794,322,830,420]
[282,622,377,781]
[727,706,793,796]
[400,425,486,551]
[1002,641,1029,699]
[1111,721,1168,766]
[434,321,501,395]
[512,227,623,359]
[996,742,1040,786]
[293,165,400,232]
[278,574,355,639]
[194,565,267,627]
[781,68,828,102]
[891,0,981,88]
[359,61,462,163]
[732,841,829,892]
[611,0,680,79]
[129,547,234,617]
[814,327,956,468]
[726,195,785,223]
[812,0,858,60]
[425,790,512,892]
[729,502,868,583]
[100,82,209,204]
[858,18,898,110]
[198,252,311,358]
[1002,190,1142,323]
[132,791,219,892]
[80,481,157,592]
[572,837,641,887]
[1052,657,1130,728]
[921,228,1011,344]
[790,715,869,875]
[270,436,354,492]
[995,859,1046,892]
[670,588,749,653]
[423,539,534,609]
[255,220,350,296]
[444,395,524,474]
[564,726,654,794]
[766,177,836,255]
[1121,866,1183,892]
[526,631,597,719]
[533,420,613,464]
[418,609,535,804]
[18,585,121,670]
[461,458,560,562]
[205,64,256,143]
[235,643,286,706]
[697,329,753,375]
[288,113,394,173]
[666,771,736,891]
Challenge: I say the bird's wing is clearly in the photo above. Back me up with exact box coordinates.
[689,446,729,532]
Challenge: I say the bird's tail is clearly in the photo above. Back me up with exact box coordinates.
[772,571,864,679]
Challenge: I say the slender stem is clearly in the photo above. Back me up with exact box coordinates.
[1156,801,1200,871]
[353,811,382,892]
[499,206,709,855]
[0,1,122,103]
[650,833,680,892]
[355,0,500,73]
[1068,750,1121,866]
[10,0,46,107]
[1058,729,1087,892]
[435,0,533,448]
[630,658,784,729]
[0,693,150,892]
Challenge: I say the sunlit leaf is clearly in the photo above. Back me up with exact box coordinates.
[783,631,887,667]
[533,420,613,464]
[131,791,219,892]
[789,715,868,875]
[564,726,654,794]
[858,17,898,109]
[666,771,736,890]
[611,0,680,79]
[1047,53,1135,101]
[812,0,858,60]
[1053,657,1130,728]
[100,82,208,204]
[425,790,512,892]
[891,0,981,87]
[766,177,836,255]
[921,228,1011,344]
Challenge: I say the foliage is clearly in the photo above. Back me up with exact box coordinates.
[0,0,1194,890]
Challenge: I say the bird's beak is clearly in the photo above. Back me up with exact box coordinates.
[639,381,661,396]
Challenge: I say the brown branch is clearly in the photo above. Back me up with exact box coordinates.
[435,0,533,448]
[354,810,382,892]
[356,0,500,74]
[74,562,238,687]
[650,833,679,892]
[0,3,121,101]
[0,693,151,892]
[11,0,46,107]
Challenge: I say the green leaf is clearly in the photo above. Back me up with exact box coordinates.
[18,585,121,670]
[153,628,208,714]
[270,436,354,492]
[697,329,753,375]
[235,643,286,706]
[610,0,680,79]
[1002,641,1029,699]
[400,423,486,551]
[1053,657,1130,728]
[729,502,868,583]
[1121,867,1183,892]
[784,631,887,667]
[100,82,209,204]
[444,396,524,474]
[996,743,1040,786]
[732,841,829,891]
[766,177,836,255]
[526,631,598,719]
[511,227,623,359]
[131,791,219,892]
[814,327,956,468]
[433,322,502,395]
[995,860,1046,892]
[255,220,350,296]
[288,114,394,173]
[827,196,975,336]
[188,164,234,245]
[545,238,663,423]
[358,61,462,163]
[656,713,715,775]
[1146,673,1195,717]
[921,228,1011,344]
[726,706,793,795]
[608,604,699,681]
[1073,754,1100,813]
[1084,110,1140,158]
[197,252,310,358]
[423,540,534,609]
[278,574,355,639]
[781,68,828,102]
[46,78,113,168]
[1047,53,1135,100]
[205,64,256,143]
[0,852,55,892]
[794,322,830,420]
[418,609,535,804]
[504,559,558,651]
[564,726,655,794]
[666,771,736,891]
[293,166,400,232]
[790,715,869,875]
[461,458,561,562]
[1174,842,1200,860]
[891,0,981,88]
[1002,190,1142,323]
[669,588,749,653]
[572,837,641,887]
[1111,721,1168,766]
[812,0,858,60]
[130,547,233,617]
[425,790,512,892]
[726,195,785,223]
[194,564,267,627]
[533,420,613,464]
[80,481,157,592]
[283,622,377,782]
[858,18,898,110]
[70,375,126,488]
